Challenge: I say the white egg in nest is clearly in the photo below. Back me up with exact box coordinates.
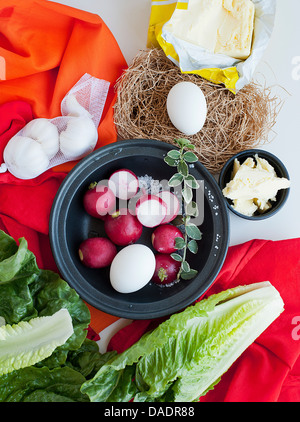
[109,244,156,293]
[166,81,207,136]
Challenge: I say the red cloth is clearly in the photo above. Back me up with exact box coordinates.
[0,101,33,159]
[108,238,300,402]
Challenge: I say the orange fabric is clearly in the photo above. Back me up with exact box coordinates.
[0,0,127,172]
[85,302,120,333]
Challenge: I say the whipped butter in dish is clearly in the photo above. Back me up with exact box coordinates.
[222,155,291,216]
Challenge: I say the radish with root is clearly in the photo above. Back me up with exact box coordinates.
[152,254,181,285]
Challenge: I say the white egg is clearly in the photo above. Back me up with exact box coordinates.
[109,244,156,293]
[166,81,207,136]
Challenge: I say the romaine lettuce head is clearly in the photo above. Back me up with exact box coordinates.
[81,282,284,402]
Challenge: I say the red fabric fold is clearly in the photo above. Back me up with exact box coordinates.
[0,100,33,159]
[108,238,300,402]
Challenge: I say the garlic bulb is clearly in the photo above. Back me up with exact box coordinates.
[64,94,92,119]
[59,116,98,160]
[3,135,50,179]
[22,118,59,159]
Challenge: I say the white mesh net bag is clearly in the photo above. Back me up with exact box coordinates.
[0,73,110,179]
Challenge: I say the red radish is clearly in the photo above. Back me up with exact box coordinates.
[104,208,143,246]
[83,182,116,219]
[135,194,167,228]
[108,169,139,200]
[152,254,181,285]
[151,224,184,254]
[78,237,117,268]
[157,191,180,223]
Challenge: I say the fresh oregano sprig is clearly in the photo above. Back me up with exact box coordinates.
[164,138,202,281]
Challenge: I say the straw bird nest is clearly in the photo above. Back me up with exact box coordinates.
[113,49,280,174]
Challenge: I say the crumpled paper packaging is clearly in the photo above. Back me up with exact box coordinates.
[147,0,276,93]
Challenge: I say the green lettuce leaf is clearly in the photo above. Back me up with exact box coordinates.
[81,282,284,402]
[0,309,74,376]
[0,230,94,401]
[0,235,38,283]
[0,366,89,402]
[65,338,117,379]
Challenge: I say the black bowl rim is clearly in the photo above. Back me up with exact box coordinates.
[49,139,229,319]
[218,149,290,221]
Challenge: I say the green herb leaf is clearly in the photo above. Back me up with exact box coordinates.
[174,138,191,148]
[185,201,199,217]
[167,150,181,160]
[182,186,193,204]
[186,224,202,240]
[164,156,178,167]
[187,240,198,254]
[175,237,185,250]
[180,269,198,280]
[170,253,183,262]
[182,261,190,272]
[185,143,195,150]
[168,173,184,187]
[184,174,199,189]
[183,151,198,163]
[177,160,188,177]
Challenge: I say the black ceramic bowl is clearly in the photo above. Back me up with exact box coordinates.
[49,139,229,319]
[219,149,290,220]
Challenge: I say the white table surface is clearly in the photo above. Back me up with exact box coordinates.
[51,0,300,247]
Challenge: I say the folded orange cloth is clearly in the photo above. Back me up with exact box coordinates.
[0,0,127,328]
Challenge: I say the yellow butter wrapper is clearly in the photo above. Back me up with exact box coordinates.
[147,0,276,94]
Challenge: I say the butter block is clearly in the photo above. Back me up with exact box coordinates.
[165,0,255,60]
